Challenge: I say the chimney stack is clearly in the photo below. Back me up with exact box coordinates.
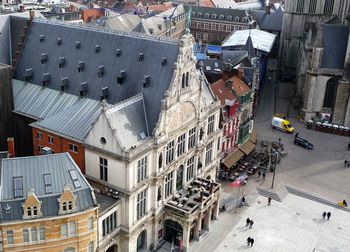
[7,137,15,158]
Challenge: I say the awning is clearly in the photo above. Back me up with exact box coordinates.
[223,149,244,168]
[239,139,256,155]
[250,131,257,144]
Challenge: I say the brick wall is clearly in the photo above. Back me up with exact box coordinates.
[32,128,86,174]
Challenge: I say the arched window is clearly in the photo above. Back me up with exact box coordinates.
[235,16,240,22]
[158,153,163,169]
[186,72,189,87]
[212,14,217,19]
[227,15,232,21]
[87,241,94,252]
[157,186,162,201]
[219,15,224,20]
[204,13,209,18]
[197,12,202,18]
[242,17,248,22]
[181,73,185,88]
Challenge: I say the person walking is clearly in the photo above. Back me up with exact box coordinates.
[327,212,331,220]
[246,218,251,227]
[322,212,326,220]
[268,197,272,206]
[247,237,251,246]
[242,196,246,206]
[262,172,266,181]
[345,159,348,167]
[295,132,299,139]
[343,200,348,207]
[250,238,255,247]
[249,220,254,229]
[258,171,261,178]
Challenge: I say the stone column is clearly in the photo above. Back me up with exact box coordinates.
[333,80,350,125]
[203,208,211,230]
[194,212,202,240]
[212,196,220,220]
[302,73,317,121]
[182,225,191,252]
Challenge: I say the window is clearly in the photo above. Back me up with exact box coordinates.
[204,22,209,29]
[165,171,174,198]
[102,211,117,236]
[65,248,75,252]
[7,230,13,245]
[182,73,185,88]
[211,23,217,30]
[31,227,37,242]
[166,140,175,165]
[37,132,43,140]
[217,137,221,151]
[186,72,189,87]
[23,228,29,242]
[323,0,334,15]
[14,176,23,198]
[60,222,76,238]
[61,224,68,238]
[207,115,215,135]
[186,156,195,181]
[44,174,52,194]
[177,133,186,157]
[137,156,148,183]
[205,142,213,166]
[296,0,304,12]
[226,25,232,32]
[99,157,108,182]
[308,0,317,13]
[219,24,224,31]
[68,201,73,210]
[188,127,196,149]
[69,143,78,153]
[137,189,147,219]
[39,227,45,241]
[27,206,38,217]
[88,241,94,252]
[48,135,54,144]
[87,216,94,231]
[203,33,208,41]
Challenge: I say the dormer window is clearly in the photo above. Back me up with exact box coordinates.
[77,61,84,72]
[57,38,62,46]
[59,57,65,68]
[95,45,101,53]
[116,48,121,57]
[27,206,38,217]
[139,52,144,62]
[98,65,104,78]
[76,41,81,49]
[41,53,47,64]
[58,185,77,215]
[22,189,42,219]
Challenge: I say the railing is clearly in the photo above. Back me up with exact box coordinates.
[307,67,343,76]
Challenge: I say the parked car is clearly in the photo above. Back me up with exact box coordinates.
[294,137,313,149]
[271,117,294,133]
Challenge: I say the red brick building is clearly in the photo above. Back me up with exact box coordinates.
[32,128,86,173]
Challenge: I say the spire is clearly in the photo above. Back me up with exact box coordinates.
[244,34,256,60]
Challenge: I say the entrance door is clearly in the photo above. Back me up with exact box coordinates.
[176,165,184,191]
[137,230,146,252]
[164,220,183,246]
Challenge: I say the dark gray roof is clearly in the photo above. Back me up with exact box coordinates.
[14,19,180,133]
[249,7,283,32]
[0,153,95,222]
[321,24,349,69]
[104,93,149,149]
[222,50,251,67]
[196,59,224,73]
[95,193,119,214]
[244,35,256,59]
[31,97,101,142]
[186,5,250,22]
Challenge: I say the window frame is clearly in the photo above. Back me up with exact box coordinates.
[48,135,54,145]
[188,127,197,149]
[136,189,147,219]
[69,143,78,153]
[7,230,14,245]
[205,142,213,166]
[99,157,108,182]
[177,133,186,157]
[207,115,215,135]
[137,156,148,183]
[166,140,175,165]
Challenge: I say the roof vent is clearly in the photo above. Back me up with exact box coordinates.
[61,77,69,91]
[143,75,150,88]
[42,73,50,86]
[39,35,45,42]
[59,57,65,68]
[117,69,126,84]
[76,41,81,49]
[138,52,144,62]
[162,57,167,66]
[80,82,88,96]
[77,61,84,72]
[98,65,104,77]
[24,68,33,78]
[41,146,52,155]
[101,87,109,100]
[57,38,62,45]
[95,45,101,53]
[41,53,48,64]
[116,48,121,57]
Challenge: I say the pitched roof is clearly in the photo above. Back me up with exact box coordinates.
[249,6,284,32]
[91,13,141,32]
[210,79,236,105]
[222,50,251,67]
[14,19,180,134]
[211,0,238,8]
[187,5,249,21]
[104,93,149,149]
[229,75,250,96]
[321,24,349,69]
[0,153,95,222]
[244,35,256,59]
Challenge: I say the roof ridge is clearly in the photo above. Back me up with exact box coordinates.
[33,17,179,45]
[106,93,144,113]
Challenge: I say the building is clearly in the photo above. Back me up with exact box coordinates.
[186,5,255,44]
[279,0,350,125]
[0,152,98,252]
[7,17,223,252]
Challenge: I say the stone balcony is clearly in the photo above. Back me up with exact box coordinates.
[164,177,220,219]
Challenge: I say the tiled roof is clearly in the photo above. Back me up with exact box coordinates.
[14,19,180,133]
[211,79,236,105]
[0,153,95,222]
[229,75,250,96]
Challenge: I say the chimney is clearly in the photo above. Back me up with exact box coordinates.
[7,137,15,158]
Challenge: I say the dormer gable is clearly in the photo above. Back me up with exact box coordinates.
[58,185,77,215]
[22,189,42,219]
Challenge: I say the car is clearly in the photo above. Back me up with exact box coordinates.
[294,137,313,149]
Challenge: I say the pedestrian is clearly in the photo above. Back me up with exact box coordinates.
[343,200,348,207]
[242,196,246,206]
[348,162,350,168]
[345,159,348,167]
[247,237,251,246]
[295,132,299,139]
[246,218,250,227]
[327,212,331,220]
[322,212,326,220]
[268,197,272,206]
[262,172,266,181]
[249,220,254,229]
[258,171,261,178]
[251,238,255,247]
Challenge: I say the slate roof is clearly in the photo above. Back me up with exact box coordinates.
[321,24,349,69]
[14,19,180,134]
[244,35,256,59]
[93,14,141,32]
[222,50,251,67]
[186,5,250,22]
[0,153,96,222]
[95,193,120,214]
[249,6,283,32]
[105,93,149,149]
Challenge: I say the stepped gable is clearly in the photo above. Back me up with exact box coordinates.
[14,19,180,133]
